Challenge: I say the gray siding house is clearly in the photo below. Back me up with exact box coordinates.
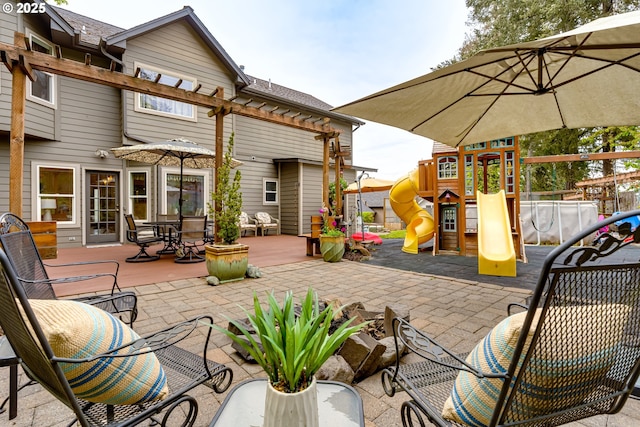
[0,1,365,248]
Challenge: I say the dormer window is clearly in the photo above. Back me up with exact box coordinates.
[134,63,196,121]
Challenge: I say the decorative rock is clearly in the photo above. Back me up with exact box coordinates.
[315,355,355,384]
[384,304,410,338]
[353,333,386,379]
[377,336,406,370]
[246,264,262,278]
[339,334,373,372]
[231,334,263,362]
[206,276,220,286]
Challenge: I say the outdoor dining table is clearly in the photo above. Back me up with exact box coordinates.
[208,378,365,426]
[143,220,181,255]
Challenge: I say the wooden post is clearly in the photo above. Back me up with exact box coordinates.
[334,136,342,217]
[9,34,29,217]
[322,136,330,210]
[214,87,224,244]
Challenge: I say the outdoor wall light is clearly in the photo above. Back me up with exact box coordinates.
[95,149,109,158]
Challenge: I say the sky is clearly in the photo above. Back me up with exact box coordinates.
[57,0,469,180]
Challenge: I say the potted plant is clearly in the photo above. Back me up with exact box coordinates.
[205,133,249,283]
[319,204,346,262]
[215,288,367,427]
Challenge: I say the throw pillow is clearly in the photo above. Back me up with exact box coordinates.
[29,299,169,405]
[442,304,630,427]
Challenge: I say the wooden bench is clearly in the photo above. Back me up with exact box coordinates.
[299,233,320,256]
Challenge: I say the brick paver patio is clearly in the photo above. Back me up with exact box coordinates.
[2,259,639,426]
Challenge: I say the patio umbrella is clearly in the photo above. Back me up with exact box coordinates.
[343,177,395,194]
[111,137,241,218]
[334,10,640,147]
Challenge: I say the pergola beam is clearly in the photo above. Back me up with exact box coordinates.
[522,150,640,164]
[1,33,346,223]
[0,40,336,135]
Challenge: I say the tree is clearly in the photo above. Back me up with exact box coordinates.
[455,0,640,189]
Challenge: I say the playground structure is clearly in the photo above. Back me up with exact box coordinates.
[389,137,522,275]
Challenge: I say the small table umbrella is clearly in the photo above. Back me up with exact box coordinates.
[111,137,241,218]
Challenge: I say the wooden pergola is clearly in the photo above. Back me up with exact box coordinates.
[1,33,346,238]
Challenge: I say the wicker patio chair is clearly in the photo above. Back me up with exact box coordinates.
[239,211,258,237]
[254,212,280,236]
[382,209,640,427]
[0,247,233,427]
[0,212,138,327]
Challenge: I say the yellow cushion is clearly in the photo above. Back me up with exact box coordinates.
[30,299,168,405]
[442,304,630,427]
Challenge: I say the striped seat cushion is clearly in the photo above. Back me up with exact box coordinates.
[30,299,168,405]
[442,304,630,427]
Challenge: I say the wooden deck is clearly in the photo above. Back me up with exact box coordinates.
[48,234,319,297]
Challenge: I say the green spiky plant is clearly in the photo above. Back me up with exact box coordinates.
[216,288,367,393]
[209,133,242,244]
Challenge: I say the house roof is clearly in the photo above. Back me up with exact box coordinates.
[49,5,249,85]
[432,142,457,155]
[44,3,360,124]
[245,75,333,111]
[51,5,124,46]
[360,191,388,209]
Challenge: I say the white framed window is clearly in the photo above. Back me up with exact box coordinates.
[159,167,210,216]
[438,156,458,179]
[128,170,150,221]
[263,178,279,205]
[32,163,78,226]
[26,31,56,108]
[134,62,196,121]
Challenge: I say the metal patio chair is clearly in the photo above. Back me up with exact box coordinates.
[0,247,233,427]
[0,212,138,327]
[124,213,164,262]
[383,210,640,427]
[174,215,208,263]
[155,213,179,255]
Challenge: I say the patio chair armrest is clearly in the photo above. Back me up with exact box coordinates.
[44,259,120,277]
[73,292,138,325]
[19,273,119,292]
[507,302,529,316]
[391,317,502,380]
[52,315,216,363]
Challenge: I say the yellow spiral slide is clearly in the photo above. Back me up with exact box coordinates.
[389,169,435,254]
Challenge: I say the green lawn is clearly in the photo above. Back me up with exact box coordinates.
[379,230,406,239]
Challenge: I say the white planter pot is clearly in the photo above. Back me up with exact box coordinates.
[263,376,319,427]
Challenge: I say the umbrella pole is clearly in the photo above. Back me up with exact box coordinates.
[356,172,369,241]
[179,159,184,218]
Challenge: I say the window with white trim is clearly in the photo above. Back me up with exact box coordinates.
[159,167,210,216]
[134,63,196,121]
[128,171,149,221]
[27,32,56,107]
[263,178,278,205]
[438,156,458,179]
[36,165,76,224]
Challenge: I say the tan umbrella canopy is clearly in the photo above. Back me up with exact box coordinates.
[344,177,395,194]
[111,137,242,217]
[334,10,640,147]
